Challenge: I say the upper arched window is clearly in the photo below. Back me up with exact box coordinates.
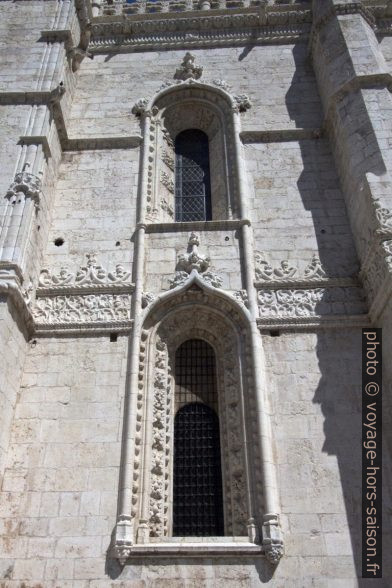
[173,339,224,536]
[175,130,212,222]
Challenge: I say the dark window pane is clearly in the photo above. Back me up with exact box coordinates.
[173,339,224,536]
[175,130,212,222]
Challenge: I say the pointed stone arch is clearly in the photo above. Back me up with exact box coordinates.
[133,79,250,223]
[132,275,261,542]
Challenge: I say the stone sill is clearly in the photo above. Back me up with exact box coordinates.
[126,539,262,557]
[143,219,250,233]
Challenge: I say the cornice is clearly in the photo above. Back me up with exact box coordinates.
[254,277,359,289]
[241,128,323,143]
[34,320,133,337]
[257,314,370,331]
[144,219,250,233]
[89,5,312,52]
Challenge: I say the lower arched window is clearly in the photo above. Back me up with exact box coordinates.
[173,339,224,536]
[175,129,212,222]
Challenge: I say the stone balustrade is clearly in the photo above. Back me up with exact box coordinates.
[98,0,302,17]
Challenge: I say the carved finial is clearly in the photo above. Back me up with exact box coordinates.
[175,53,203,81]
[177,232,210,273]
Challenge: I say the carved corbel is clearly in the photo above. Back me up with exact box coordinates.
[6,172,42,206]
[262,513,284,565]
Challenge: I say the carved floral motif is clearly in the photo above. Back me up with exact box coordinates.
[33,294,131,324]
[149,338,171,537]
[160,171,174,194]
[38,253,132,289]
[258,287,366,318]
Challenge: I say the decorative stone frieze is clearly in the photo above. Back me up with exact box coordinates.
[33,293,131,324]
[90,4,312,53]
[38,253,132,292]
[174,52,203,81]
[148,337,171,537]
[258,287,367,319]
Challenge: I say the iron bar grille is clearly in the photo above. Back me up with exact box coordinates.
[175,129,212,222]
[173,339,224,536]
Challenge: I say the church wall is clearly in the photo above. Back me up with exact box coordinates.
[145,230,242,292]
[41,149,139,274]
[0,1,60,93]
[0,329,366,585]
[0,299,28,478]
[67,43,322,139]
[245,137,360,275]
[263,329,362,581]
[0,335,127,584]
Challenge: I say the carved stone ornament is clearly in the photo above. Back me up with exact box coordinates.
[142,292,156,308]
[233,94,252,113]
[255,252,330,282]
[175,52,203,81]
[132,98,149,117]
[160,171,174,194]
[6,172,42,204]
[38,253,132,289]
[304,254,327,279]
[33,293,131,324]
[374,199,392,229]
[255,252,297,281]
[177,232,210,273]
[258,287,366,318]
[232,289,249,307]
[262,513,284,565]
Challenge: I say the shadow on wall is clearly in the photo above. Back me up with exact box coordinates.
[286,42,392,584]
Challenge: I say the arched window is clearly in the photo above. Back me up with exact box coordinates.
[173,339,224,536]
[175,130,212,222]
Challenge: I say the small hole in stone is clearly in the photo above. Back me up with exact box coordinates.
[115,241,120,247]
[320,229,326,234]
[30,339,37,347]
[269,330,280,337]
[110,333,118,342]
[37,225,41,231]
[224,236,229,242]
[54,238,64,247]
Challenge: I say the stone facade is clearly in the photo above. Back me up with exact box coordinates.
[0,0,391,586]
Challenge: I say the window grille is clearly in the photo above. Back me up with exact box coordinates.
[175,130,212,222]
[173,339,224,536]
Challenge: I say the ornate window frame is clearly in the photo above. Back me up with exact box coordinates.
[113,271,284,564]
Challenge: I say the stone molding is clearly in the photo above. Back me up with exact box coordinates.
[89,7,312,53]
[241,128,323,143]
[132,77,252,119]
[144,219,250,233]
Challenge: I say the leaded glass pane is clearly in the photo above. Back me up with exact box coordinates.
[175,129,212,222]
